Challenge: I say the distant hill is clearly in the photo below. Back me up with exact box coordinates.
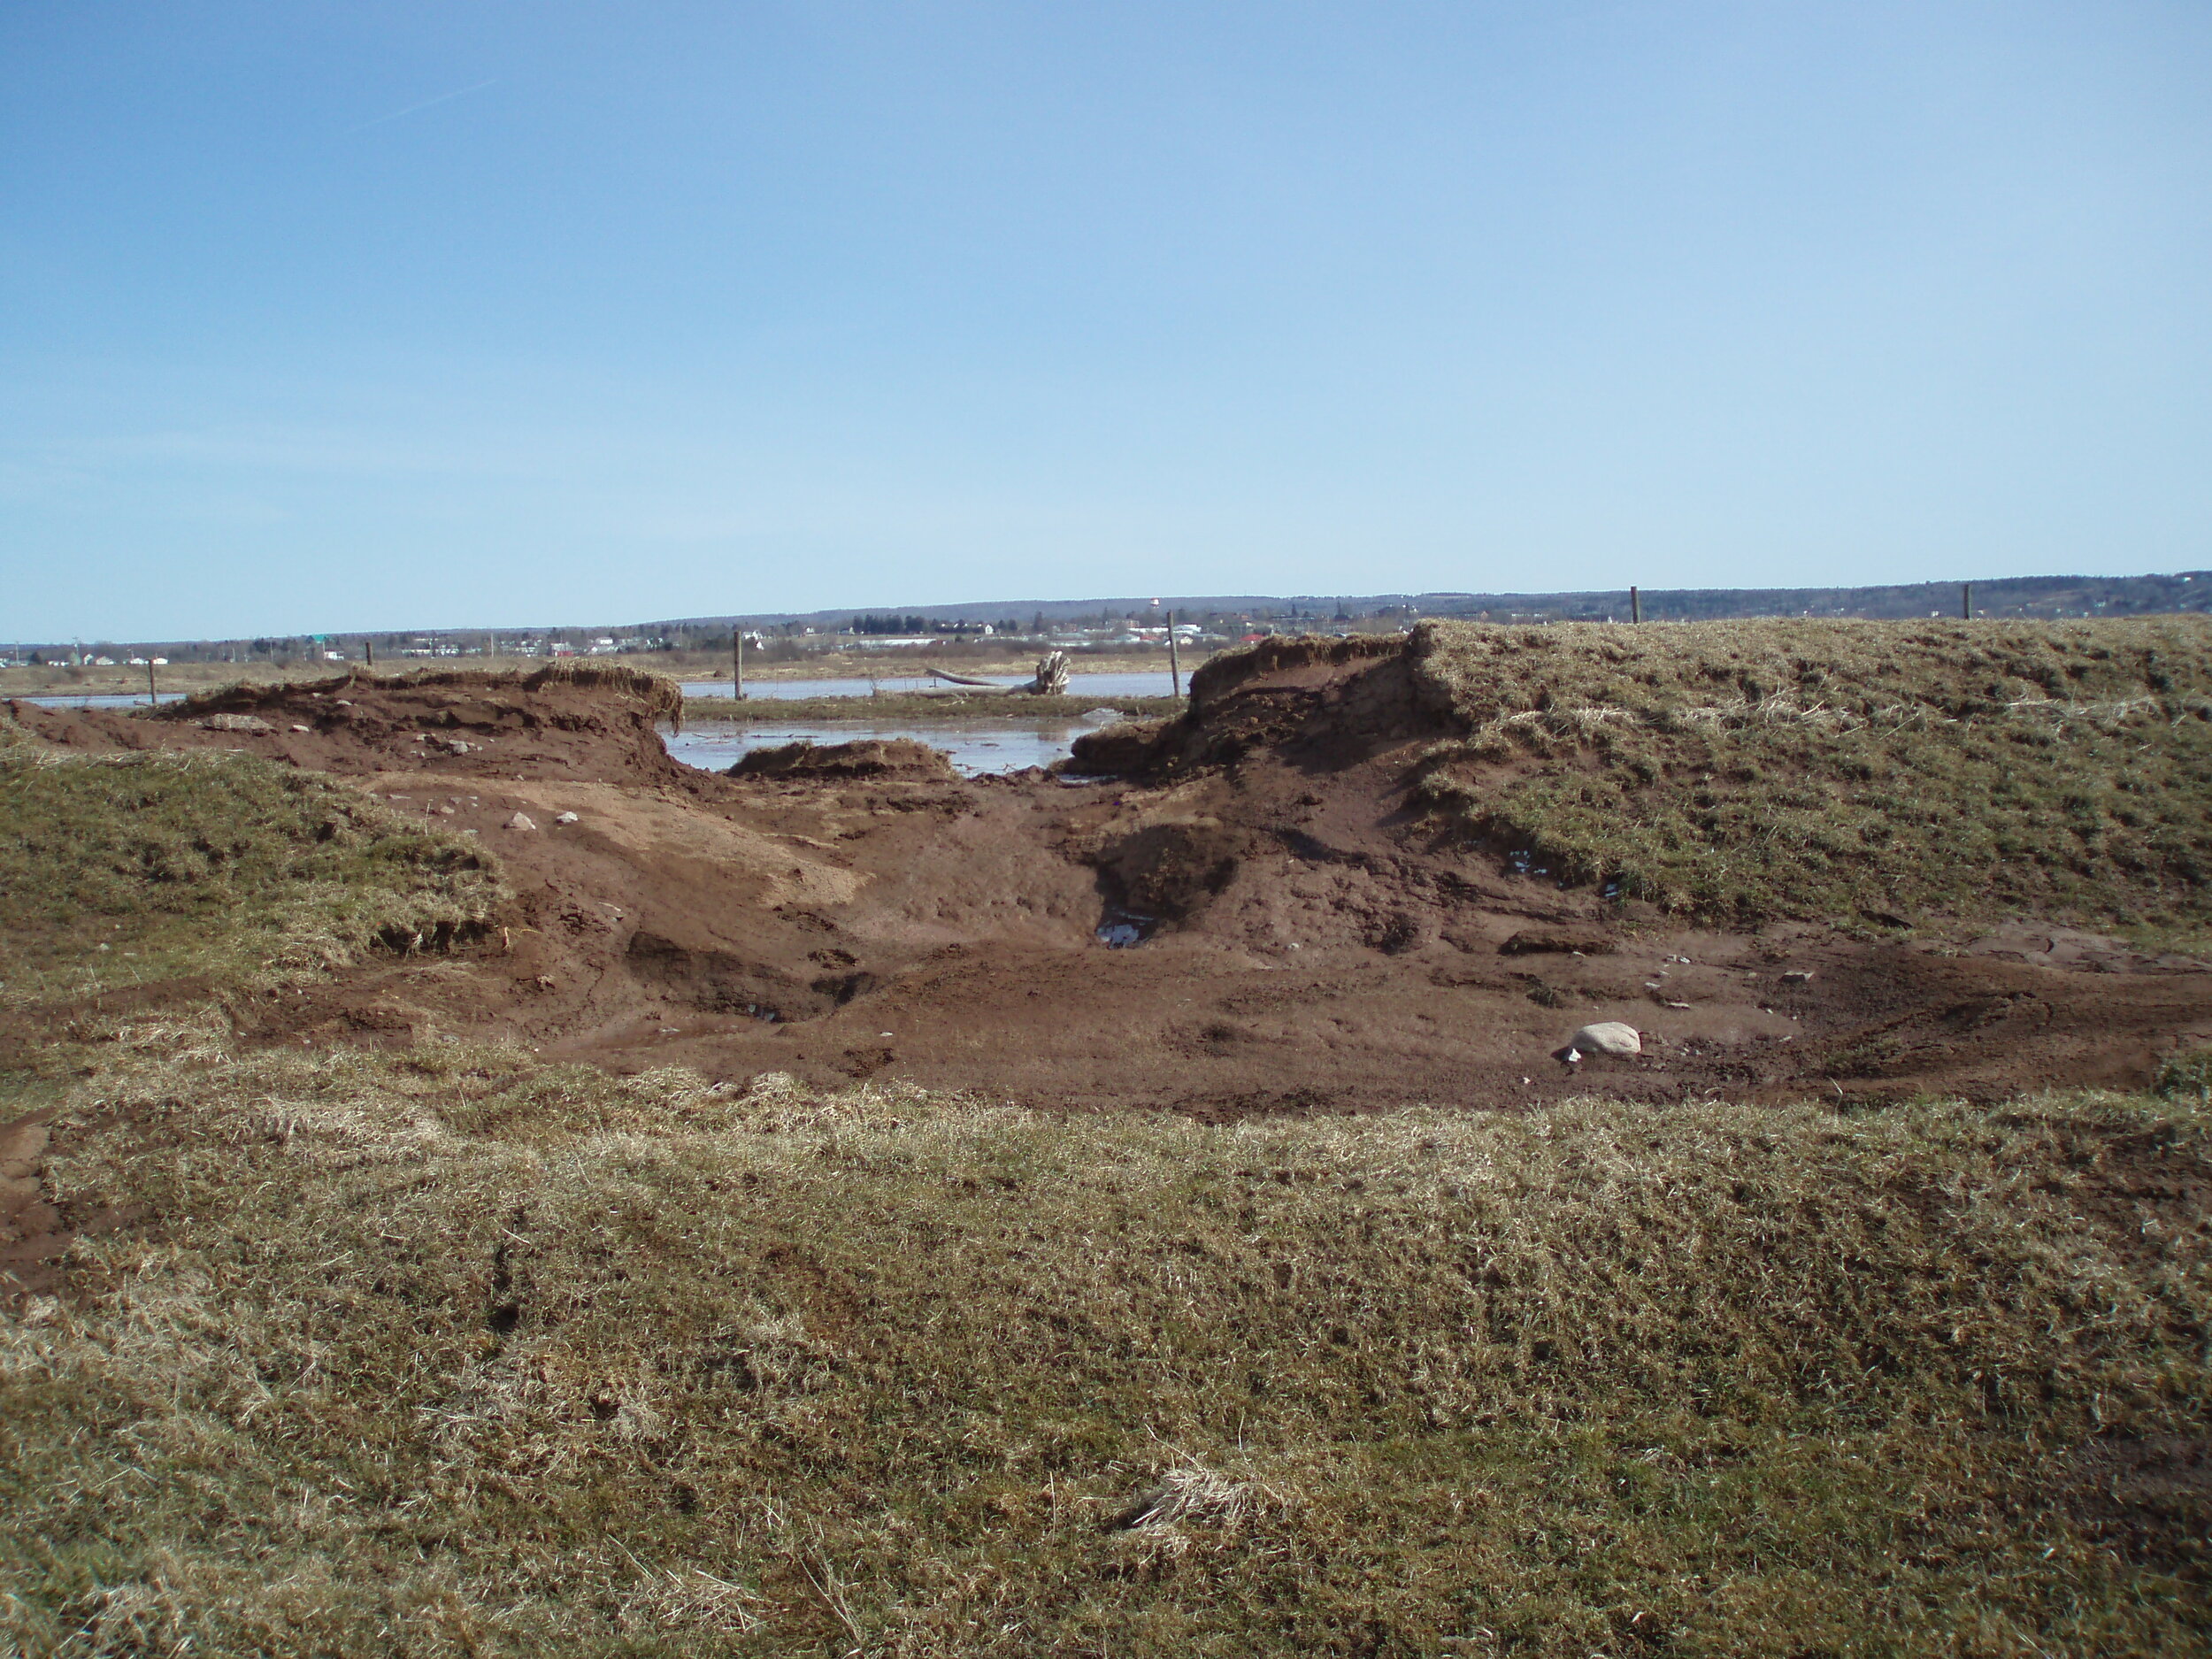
[653,571,2211,636]
[22,572,2210,661]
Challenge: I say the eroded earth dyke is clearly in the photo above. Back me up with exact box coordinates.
[10,633,2211,1116]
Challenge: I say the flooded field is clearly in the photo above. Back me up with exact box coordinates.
[663,710,1126,775]
[680,671,1179,701]
[23,676,1179,745]
[20,691,188,709]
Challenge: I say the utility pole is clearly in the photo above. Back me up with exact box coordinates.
[146,657,157,706]
[1962,583,1972,621]
[1630,586,1640,624]
[365,638,375,670]
[1167,610,1182,700]
[733,625,746,701]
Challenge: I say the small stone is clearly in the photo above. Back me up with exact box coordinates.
[1568,1021,1641,1057]
[503,812,536,832]
[442,738,472,755]
[1780,970,1815,984]
[334,699,353,707]
[205,712,273,733]
[555,810,579,825]
[289,723,312,733]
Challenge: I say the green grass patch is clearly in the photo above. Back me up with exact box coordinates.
[4,1027,2206,1655]
[1407,618,2212,941]
[0,738,505,1005]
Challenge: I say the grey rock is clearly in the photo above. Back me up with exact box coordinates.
[503,811,537,832]
[1568,1021,1641,1057]
[204,712,273,733]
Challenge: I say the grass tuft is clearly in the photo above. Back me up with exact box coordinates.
[2156,1047,2212,1105]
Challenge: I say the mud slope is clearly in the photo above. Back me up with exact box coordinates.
[42,634,2167,1118]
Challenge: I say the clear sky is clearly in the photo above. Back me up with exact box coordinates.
[4,2,2208,641]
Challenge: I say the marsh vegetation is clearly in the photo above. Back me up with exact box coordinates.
[4,626,2209,1655]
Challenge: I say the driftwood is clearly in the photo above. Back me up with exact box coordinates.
[920,651,1072,696]
[1029,650,1071,695]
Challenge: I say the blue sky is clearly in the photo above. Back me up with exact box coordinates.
[4,2,2208,641]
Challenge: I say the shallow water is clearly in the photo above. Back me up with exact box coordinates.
[662,714,1127,777]
[19,692,188,709]
[18,690,1131,776]
[21,672,1181,710]
[680,671,1180,701]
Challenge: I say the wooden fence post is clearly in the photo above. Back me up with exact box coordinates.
[1630,586,1640,624]
[733,626,746,701]
[1167,611,1182,700]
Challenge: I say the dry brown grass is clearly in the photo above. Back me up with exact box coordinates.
[1405,618,2212,943]
[3,1021,2206,1655]
[6,632,2210,1655]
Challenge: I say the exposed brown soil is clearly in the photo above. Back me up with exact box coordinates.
[0,1114,62,1301]
[6,663,695,788]
[728,737,958,780]
[13,648,2212,1120]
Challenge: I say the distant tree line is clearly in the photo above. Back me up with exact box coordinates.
[847,615,1023,636]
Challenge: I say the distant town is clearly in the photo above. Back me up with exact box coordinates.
[10,568,2208,668]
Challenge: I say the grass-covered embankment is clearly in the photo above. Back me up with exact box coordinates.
[1409,618,2212,944]
[3,1032,2208,1655]
[0,733,504,1006]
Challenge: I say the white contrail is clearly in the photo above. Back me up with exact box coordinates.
[345,78,500,134]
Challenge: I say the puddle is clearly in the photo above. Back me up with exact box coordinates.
[1095,906,1156,949]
